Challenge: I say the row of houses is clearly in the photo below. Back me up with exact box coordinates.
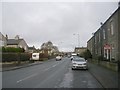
[0,33,30,52]
[87,7,120,62]
[0,33,59,55]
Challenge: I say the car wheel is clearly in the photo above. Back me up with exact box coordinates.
[71,68,74,70]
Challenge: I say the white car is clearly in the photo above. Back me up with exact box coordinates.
[56,56,62,61]
[70,56,74,60]
[71,57,88,70]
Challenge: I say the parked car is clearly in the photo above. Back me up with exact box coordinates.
[67,55,71,58]
[56,56,62,61]
[71,57,88,70]
[70,53,77,60]
[71,55,79,60]
[70,56,74,60]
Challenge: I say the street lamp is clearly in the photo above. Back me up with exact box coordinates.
[73,33,80,47]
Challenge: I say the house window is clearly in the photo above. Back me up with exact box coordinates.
[110,20,114,35]
[103,29,106,39]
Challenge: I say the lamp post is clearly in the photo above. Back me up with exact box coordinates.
[73,33,80,47]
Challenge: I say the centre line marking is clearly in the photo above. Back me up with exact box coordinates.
[17,73,37,83]
[44,67,51,71]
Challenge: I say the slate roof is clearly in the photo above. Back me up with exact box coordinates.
[28,46,36,50]
[7,39,23,45]
[0,32,6,41]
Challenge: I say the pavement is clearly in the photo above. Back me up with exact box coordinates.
[0,61,43,72]
[88,62,118,88]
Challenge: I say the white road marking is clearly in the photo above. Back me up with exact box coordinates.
[17,73,38,83]
[52,62,61,67]
[17,60,63,83]
[44,67,51,71]
[52,64,57,67]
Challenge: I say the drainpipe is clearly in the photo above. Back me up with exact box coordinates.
[107,49,109,60]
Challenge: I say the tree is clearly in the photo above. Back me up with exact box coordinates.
[80,49,92,60]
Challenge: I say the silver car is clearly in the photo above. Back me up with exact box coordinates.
[71,57,88,70]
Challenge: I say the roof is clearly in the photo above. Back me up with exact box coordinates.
[0,32,6,41]
[28,46,36,50]
[7,39,23,45]
[75,47,87,49]
[87,7,119,44]
[87,35,94,43]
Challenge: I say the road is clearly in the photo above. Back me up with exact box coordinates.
[3,57,103,88]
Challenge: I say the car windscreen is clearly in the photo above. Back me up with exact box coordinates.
[73,58,85,62]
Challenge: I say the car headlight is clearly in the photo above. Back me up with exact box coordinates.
[83,63,87,65]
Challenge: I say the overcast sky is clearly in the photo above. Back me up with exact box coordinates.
[1,0,119,52]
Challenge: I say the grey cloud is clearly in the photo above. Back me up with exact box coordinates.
[2,2,118,51]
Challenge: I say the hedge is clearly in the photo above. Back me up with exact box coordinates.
[39,53,49,58]
[2,47,25,53]
[2,53,31,62]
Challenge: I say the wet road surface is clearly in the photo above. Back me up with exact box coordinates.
[3,57,103,88]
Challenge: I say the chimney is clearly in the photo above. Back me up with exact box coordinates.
[100,22,103,25]
[6,34,8,40]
